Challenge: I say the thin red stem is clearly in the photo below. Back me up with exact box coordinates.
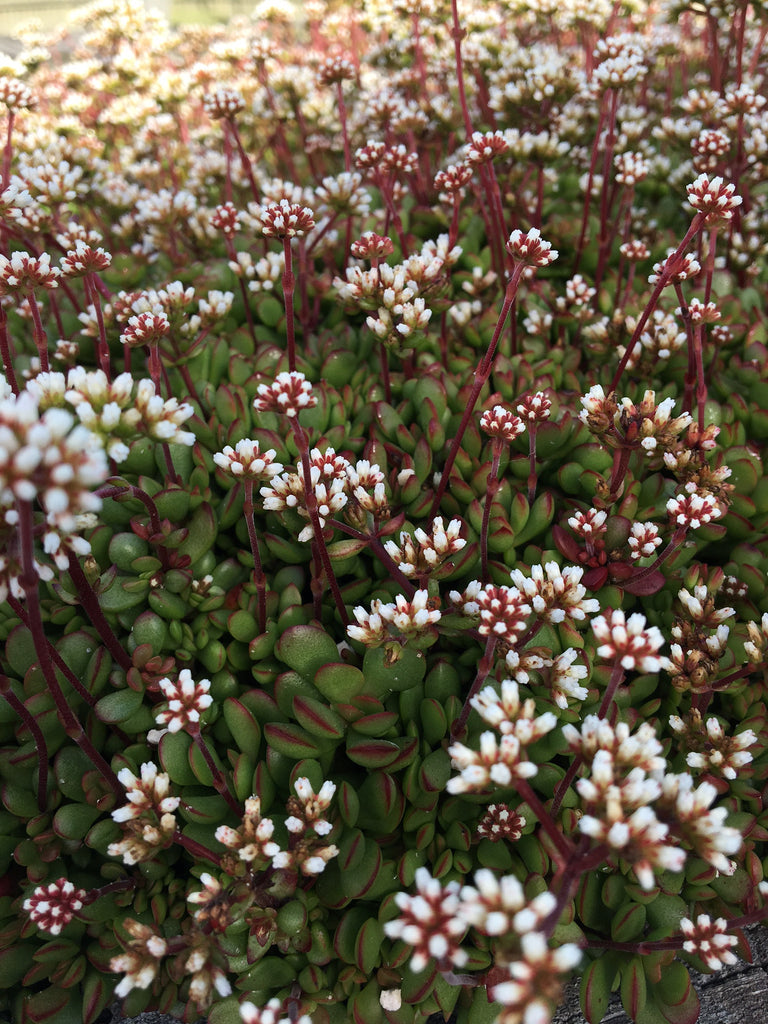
[243,479,267,634]
[430,264,524,518]
[0,674,49,811]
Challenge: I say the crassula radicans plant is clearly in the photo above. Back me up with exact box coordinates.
[0,2,767,1024]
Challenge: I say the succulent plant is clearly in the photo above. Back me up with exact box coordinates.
[0,2,767,1024]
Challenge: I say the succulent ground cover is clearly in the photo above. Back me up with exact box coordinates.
[0,0,767,1023]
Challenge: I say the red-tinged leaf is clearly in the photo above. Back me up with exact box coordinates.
[622,570,666,595]
[264,722,328,759]
[659,981,700,1024]
[340,840,382,899]
[32,940,80,964]
[292,696,345,740]
[432,847,452,877]
[275,625,340,678]
[339,829,366,872]
[377,511,407,537]
[401,961,438,1004]
[314,662,366,702]
[583,566,610,589]
[608,560,635,581]
[331,909,370,962]
[223,699,262,754]
[51,955,86,989]
[338,779,359,826]
[387,736,419,771]
[232,752,256,802]
[611,901,646,942]
[641,951,667,985]
[351,694,386,713]
[346,735,401,768]
[580,955,614,1024]
[83,972,113,1024]
[731,926,753,963]
[354,918,384,973]
[656,962,691,1007]
[358,770,400,818]
[350,711,399,736]
[419,748,451,792]
[332,702,365,723]
[23,962,51,986]
[326,537,368,560]
[620,958,647,1021]
[25,987,70,1023]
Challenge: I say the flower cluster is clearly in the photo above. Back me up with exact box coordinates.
[23,878,86,936]
[348,589,441,649]
[108,763,180,865]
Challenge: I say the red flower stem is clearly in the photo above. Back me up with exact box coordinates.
[161,441,181,487]
[542,843,609,938]
[451,636,497,740]
[628,526,687,586]
[710,663,759,691]
[81,878,136,905]
[527,423,539,504]
[675,282,696,415]
[226,118,261,204]
[309,539,324,621]
[189,727,241,815]
[449,0,474,139]
[66,551,132,671]
[0,304,19,394]
[481,440,503,584]
[18,501,121,801]
[172,830,222,867]
[7,594,98,708]
[84,273,111,378]
[97,482,163,537]
[243,479,267,634]
[0,674,49,811]
[596,656,627,721]
[2,110,14,188]
[374,173,408,253]
[430,264,525,518]
[551,659,626,818]
[297,238,311,337]
[515,777,573,866]
[607,444,632,500]
[379,341,391,404]
[693,322,707,436]
[221,232,257,346]
[336,80,351,172]
[594,88,620,289]
[282,236,297,372]
[748,23,768,76]
[550,752,582,820]
[610,213,705,392]
[148,340,162,391]
[178,362,203,408]
[291,417,349,625]
[306,211,340,257]
[484,163,509,281]
[592,905,768,956]
[47,290,66,339]
[331,519,416,596]
[448,196,461,250]
[26,290,50,372]
[587,936,685,953]
[438,311,449,366]
[573,98,608,275]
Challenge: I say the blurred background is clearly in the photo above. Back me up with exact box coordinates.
[0,0,254,37]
